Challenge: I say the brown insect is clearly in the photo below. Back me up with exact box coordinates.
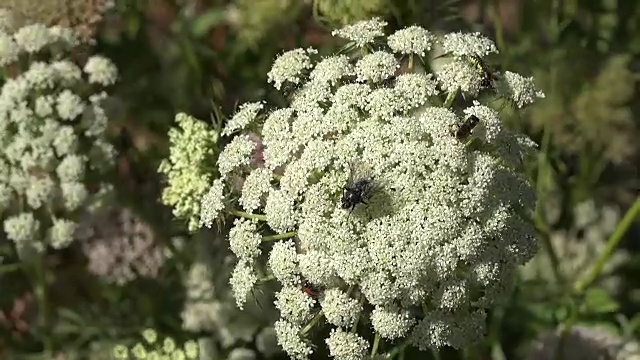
[450,115,480,140]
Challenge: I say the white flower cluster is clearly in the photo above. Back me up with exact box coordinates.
[181,18,543,358]
[78,206,166,284]
[0,10,117,255]
[158,113,219,232]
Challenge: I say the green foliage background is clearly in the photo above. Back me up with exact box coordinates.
[0,0,639,359]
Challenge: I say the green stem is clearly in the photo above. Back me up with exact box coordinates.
[228,210,267,221]
[534,125,563,285]
[262,232,296,242]
[371,333,380,357]
[34,253,52,356]
[407,55,414,72]
[572,194,640,294]
[554,195,640,360]
[385,339,410,359]
[301,311,323,335]
[489,0,506,55]
[443,89,458,108]
[431,348,441,360]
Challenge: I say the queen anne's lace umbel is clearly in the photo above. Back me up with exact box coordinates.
[0,10,117,255]
[182,18,544,358]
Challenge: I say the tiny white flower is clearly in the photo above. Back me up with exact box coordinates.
[228,218,262,262]
[13,24,53,53]
[267,48,316,90]
[51,60,83,85]
[264,188,297,233]
[274,320,313,360]
[48,26,78,47]
[268,239,299,285]
[239,167,272,212]
[355,51,399,83]
[25,175,55,209]
[34,95,55,117]
[83,55,118,85]
[498,71,545,108]
[274,286,316,324]
[4,212,40,244]
[229,260,258,309]
[332,18,387,47]
[60,182,89,211]
[325,328,369,360]
[436,278,470,311]
[332,83,371,109]
[320,288,362,327]
[48,218,78,249]
[199,178,225,228]
[290,81,332,113]
[222,102,264,136]
[436,59,483,95]
[217,135,256,178]
[56,154,86,182]
[442,31,498,58]
[388,25,435,56]
[52,126,79,156]
[56,90,85,121]
[23,61,57,90]
[365,88,401,119]
[394,73,439,111]
[310,55,354,84]
[0,31,19,66]
[371,306,415,340]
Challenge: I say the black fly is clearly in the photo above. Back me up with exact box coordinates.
[341,162,376,212]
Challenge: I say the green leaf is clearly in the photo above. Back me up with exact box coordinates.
[191,9,226,38]
[57,308,85,325]
[581,287,620,315]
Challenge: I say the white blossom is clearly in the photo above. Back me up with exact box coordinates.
[319,288,362,327]
[325,329,369,360]
[498,71,546,108]
[229,261,257,309]
[355,51,399,83]
[168,21,543,355]
[371,306,415,340]
[388,25,435,56]
[4,212,40,244]
[274,320,313,360]
[442,32,498,58]
[228,218,262,262]
[274,286,316,324]
[83,55,118,85]
[332,18,387,47]
[267,48,316,90]
[199,179,225,228]
[222,102,264,136]
[48,218,78,249]
[13,24,52,53]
